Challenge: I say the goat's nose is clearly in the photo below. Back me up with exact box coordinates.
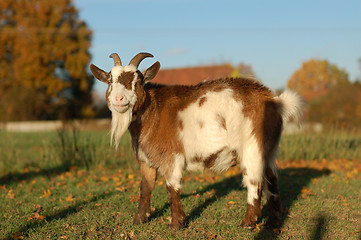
[115,95,124,103]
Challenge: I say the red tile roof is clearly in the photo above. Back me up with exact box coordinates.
[152,64,234,86]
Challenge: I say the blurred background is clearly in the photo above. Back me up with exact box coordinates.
[1,0,360,129]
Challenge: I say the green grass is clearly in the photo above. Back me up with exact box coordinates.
[278,130,361,161]
[1,130,361,239]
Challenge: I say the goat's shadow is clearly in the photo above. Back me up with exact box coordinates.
[5,191,115,240]
[0,164,75,187]
[150,167,330,236]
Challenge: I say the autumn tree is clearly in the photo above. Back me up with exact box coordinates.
[308,81,361,126]
[287,59,349,101]
[0,0,93,121]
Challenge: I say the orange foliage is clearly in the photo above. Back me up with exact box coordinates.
[287,59,349,101]
[0,0,93,120]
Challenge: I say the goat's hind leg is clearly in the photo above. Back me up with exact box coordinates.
[240,139,264,228]
[264,166,282,227]
[134,163,157,224]
[241,175,263,228]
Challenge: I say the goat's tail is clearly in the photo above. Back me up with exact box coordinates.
[274,90,304,126]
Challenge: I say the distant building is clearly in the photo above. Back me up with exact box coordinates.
[153,64,234,86]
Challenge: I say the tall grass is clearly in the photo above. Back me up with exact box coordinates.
[1,129,360,175]
[0,130,136,174]
[278,130,361,161]
[52,128,97,169]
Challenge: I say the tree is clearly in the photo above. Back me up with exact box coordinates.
[308,81,361,126]
[287,59,349,101]
[0,0,93,121]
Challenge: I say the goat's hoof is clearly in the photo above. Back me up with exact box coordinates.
[168,219,184,229]
[241,219,256,229]
[266,216,281,228]
[133,213,148,225]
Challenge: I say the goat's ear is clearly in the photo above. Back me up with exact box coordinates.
[90,64,109,83]
[143,61,160,84]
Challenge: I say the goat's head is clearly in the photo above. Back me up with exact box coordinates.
[90,52,160,147]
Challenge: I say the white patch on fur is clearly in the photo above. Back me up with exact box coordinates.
[166,154,185,191]
[107,66,140,148]
[108,83,137,112]
[138,148,152,166]
[240,122,264,205]
[210,149,237,172]
[274,90,303,126]
[178,89,247,173]
[241,128,264,183]
[110,110,132,148]
[111,65,137,80]
[246,182,261,206]
[108,83,137,148]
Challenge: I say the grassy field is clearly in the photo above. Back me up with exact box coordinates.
[1,130,361,239]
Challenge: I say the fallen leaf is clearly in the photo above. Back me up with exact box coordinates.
[301,187,315,198]
[115,186,125,192]
[100,176,109,182]
[27,212,46,221]
[11,232,24,240]
[42,188,51,198]
[7,189,15,199]
[65,194,75,203]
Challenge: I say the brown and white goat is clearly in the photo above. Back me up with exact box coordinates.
[90,52,302,229]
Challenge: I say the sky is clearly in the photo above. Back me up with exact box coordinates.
[74,0,361,95]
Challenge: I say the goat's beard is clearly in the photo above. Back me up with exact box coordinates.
[110,109,132,149]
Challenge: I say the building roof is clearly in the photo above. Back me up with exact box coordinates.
[152,64,234,85]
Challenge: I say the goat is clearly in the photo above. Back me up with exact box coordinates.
[90,52,303,229]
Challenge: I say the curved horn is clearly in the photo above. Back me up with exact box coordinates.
[109,53,122,66]
[129,52,154,68]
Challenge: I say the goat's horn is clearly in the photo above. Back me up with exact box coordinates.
[129,52,153,68]
[109,53,122,66]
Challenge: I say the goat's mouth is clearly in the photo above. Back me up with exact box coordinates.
[111,103,130,113]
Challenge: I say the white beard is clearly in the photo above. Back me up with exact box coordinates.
[110,109,133,149]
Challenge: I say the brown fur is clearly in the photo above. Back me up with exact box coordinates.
[131,78,281,174]
[167,185,186,229]
[204,148,225,168]
[128,78,283,228]
[241,183,262,227]
[198,96,207,107]
[134,163,157,224]
[117,72,135,90]
[265,167,282,227]
[99,68,286,228]
[216,113,227,130]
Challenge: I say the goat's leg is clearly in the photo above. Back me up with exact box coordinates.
[264,167,282,227]
[241,177,263,228]
[167,185,186,229]
[240,141,264,228]
[133,163,157,225]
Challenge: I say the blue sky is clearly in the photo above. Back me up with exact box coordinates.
[74,0,361,95]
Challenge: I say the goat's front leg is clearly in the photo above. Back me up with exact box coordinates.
[167,185,186,229]
[134,163,157,225]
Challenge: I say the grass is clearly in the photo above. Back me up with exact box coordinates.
[1,130,361,239]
